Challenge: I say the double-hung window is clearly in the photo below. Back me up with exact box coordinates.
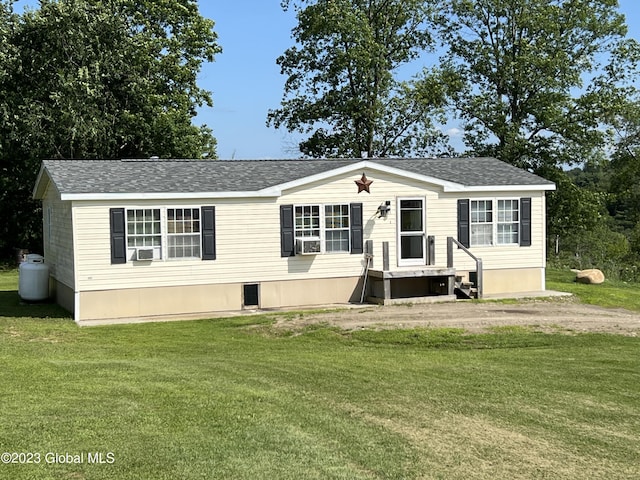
[127,209,162,259]
[294,205,321,238]
[294,204,350,253]
[470,200,493,246]
[459,197,531,249]
[497,199,519,245]
[115,206,213,263]
[469,199,520,246]
[324,205,350,253]
[167,208,201,259]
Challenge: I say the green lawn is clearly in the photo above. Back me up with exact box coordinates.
[0,270,639,479]
[547,267,640,311]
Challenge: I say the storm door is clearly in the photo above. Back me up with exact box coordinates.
[397,198,426,266]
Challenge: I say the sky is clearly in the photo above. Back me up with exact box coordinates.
[12,1,640,160]
[200,0,640,160]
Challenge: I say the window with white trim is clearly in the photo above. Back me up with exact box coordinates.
[167,208,201,259]
[324,204,350,253]
[470,200,493,246]
[497,199,519,245]
[121,207,211,261]
[294,204,350,253]
[470,199,521,246]
[294,205,320,237]
[127,209,162,259]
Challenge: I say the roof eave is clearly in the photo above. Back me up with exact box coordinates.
[444,184,556,193]
[59,191,282,201]
[59,183,555,201]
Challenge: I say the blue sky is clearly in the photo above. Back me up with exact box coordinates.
[201,0,640,159]
[13,1,640,160]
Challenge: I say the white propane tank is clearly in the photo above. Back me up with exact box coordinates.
[18,254,50,302]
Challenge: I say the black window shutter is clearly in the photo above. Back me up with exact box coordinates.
[520,197,532,247]
[350,203,364,254]
[201,206,216,260]
[457,199,470,248]
[280,205,295,257]
[110,208,126,264]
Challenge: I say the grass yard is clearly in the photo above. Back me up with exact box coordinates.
[547,268,640,311]
[0,269,639,479]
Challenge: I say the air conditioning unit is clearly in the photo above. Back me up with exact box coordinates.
[135,248,154,261]
[295,237,321,255]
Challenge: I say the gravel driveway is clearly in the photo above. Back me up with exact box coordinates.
[271,296,640,336]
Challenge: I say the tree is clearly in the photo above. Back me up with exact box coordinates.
[12,0,219,160]
[607,97,640,233]
[0,0,220,257]
[268,0,451,158]
[435,0,628,172]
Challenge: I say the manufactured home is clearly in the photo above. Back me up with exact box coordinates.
[33,157,555,324]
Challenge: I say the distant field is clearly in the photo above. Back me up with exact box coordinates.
[1,269,639,479]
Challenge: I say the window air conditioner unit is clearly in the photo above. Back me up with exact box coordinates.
[135,248,154,261]
[295,237,321,255]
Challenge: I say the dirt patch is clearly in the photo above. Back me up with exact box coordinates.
[271,296,640,336]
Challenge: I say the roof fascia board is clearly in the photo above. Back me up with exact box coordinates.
[60,182,555,201]
[32,165,49,199]
[60,191,281,201]
[448,184,556,193]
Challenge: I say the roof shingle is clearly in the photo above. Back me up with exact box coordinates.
[39,157,555,195]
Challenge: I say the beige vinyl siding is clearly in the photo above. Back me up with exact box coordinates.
[279,170,441,270]
[71,169,547,292]
[282,171,546,272]
[439,191,546,272]
[74,199,281,290]
[42,183,74,289]
[73,198,370,291]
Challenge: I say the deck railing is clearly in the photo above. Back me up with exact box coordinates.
[447,237,483,299]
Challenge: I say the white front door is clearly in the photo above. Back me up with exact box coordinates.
[397,198,426,266]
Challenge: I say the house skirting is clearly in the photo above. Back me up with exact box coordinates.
[456,267,545,295]
[72,276,364,323]
[52,267,545,323]
[51,278,75,314]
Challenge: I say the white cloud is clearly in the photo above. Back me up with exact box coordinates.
[445,127,463,138]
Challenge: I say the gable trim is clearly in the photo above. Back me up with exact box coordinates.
[33,166,61,200]
[267,160,465,195]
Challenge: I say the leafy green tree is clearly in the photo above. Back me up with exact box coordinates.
[0,0,220,257]
[435,0,628,171]
[268,0,451,158]
[12,0,219,160]
[607,106,640,233]
[543,168,605,240]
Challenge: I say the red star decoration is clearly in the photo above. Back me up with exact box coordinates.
[355,173,373,193]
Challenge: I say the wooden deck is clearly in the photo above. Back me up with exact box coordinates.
[366,267,457,305]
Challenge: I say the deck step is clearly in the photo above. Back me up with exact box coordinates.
[454,281,478,300]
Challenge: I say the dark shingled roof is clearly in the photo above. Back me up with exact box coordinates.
[39,157,555,195]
